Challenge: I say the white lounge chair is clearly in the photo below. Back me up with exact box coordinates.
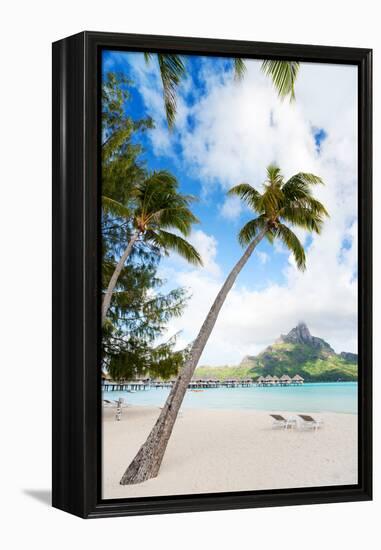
[270,414,296,430]
[297,414,323,431]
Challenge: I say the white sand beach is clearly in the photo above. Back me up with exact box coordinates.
[102,406,357,499]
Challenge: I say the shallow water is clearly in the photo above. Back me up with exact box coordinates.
[102,382,358,414]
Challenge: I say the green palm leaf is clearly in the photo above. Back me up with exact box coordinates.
[149,206,199,235]
[102,195,131,219]
[149,230,203,266]
[275,223,306,270]
[238,216,268,246]
[144,53,186,128]
[282,173,324,196]
[233,58,246,80]
[157,54,186,129]
[228,183,262,212]
[261,60,300,100]
[280,205,326,234]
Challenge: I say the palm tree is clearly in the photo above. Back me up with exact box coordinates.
[145,53,299,128]
[120,164,328,485]
[102,170,202,325]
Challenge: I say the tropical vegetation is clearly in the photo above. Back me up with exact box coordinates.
[101,72,200,381]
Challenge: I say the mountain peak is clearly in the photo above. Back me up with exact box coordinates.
[284,322,311,343]
[236,322,358,382]
[280,322,334,351]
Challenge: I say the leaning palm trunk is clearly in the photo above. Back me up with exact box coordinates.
[120,228,266,485]
[102,232,139,325]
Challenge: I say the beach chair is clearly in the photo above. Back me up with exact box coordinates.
[270,414,296,430]
[297,414,323,431]
[115,398,127,421]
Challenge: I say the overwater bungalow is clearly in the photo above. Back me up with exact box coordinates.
[292,374,304,385]
[257,376,265,386]
[272,375,280,385]
[280,374,292,385]
[264,375,275,385]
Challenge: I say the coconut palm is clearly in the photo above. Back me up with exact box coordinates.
[102,170,202,325]
[120,163,328,485]
[145,53,299,128]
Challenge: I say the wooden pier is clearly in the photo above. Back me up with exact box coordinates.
[102,378,256,391]
[102,374,304,392]
[102,381,150,392]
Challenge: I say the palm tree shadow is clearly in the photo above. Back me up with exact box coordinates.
[23,489,51,507]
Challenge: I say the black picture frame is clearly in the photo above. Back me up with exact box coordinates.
[52,31,372,519]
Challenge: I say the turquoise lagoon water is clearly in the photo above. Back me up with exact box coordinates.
[103,382,357,414]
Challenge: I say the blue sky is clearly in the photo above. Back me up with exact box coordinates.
[102,50,358,364]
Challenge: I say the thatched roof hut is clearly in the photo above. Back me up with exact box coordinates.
[272,375,280,383]
[280,374,292,383]
[264,375,275,384]
[292,374,304,383]
[257,376,265,383]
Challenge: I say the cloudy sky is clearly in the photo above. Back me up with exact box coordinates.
[103,51,358,365]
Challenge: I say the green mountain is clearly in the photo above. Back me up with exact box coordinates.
[196,322,357,382]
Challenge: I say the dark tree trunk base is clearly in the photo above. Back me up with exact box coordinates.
[120,446,160,485]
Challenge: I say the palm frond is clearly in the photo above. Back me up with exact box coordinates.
[149,230,203,266]
[102,195,131,219]
[233,58,246,80]
[260,185,284,216]
[141,170,179,191]
[148,206,199,235]
[157,54,186,129]
[261,60,300,101]
[282,173,327,216]
[266,164,284,187]
[137,170,178,216]
[280,205,326,234]
[228,183,263,212]
[238,216,268,246]
[283,173,324,195]
[275,223,306,271]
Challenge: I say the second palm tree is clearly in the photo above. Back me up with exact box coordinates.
[102,170,202,325]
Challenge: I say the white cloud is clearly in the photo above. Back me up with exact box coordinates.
[220,195,243,220]
[188,230,221,277]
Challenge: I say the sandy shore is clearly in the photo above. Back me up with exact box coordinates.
[102,406,357,499]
